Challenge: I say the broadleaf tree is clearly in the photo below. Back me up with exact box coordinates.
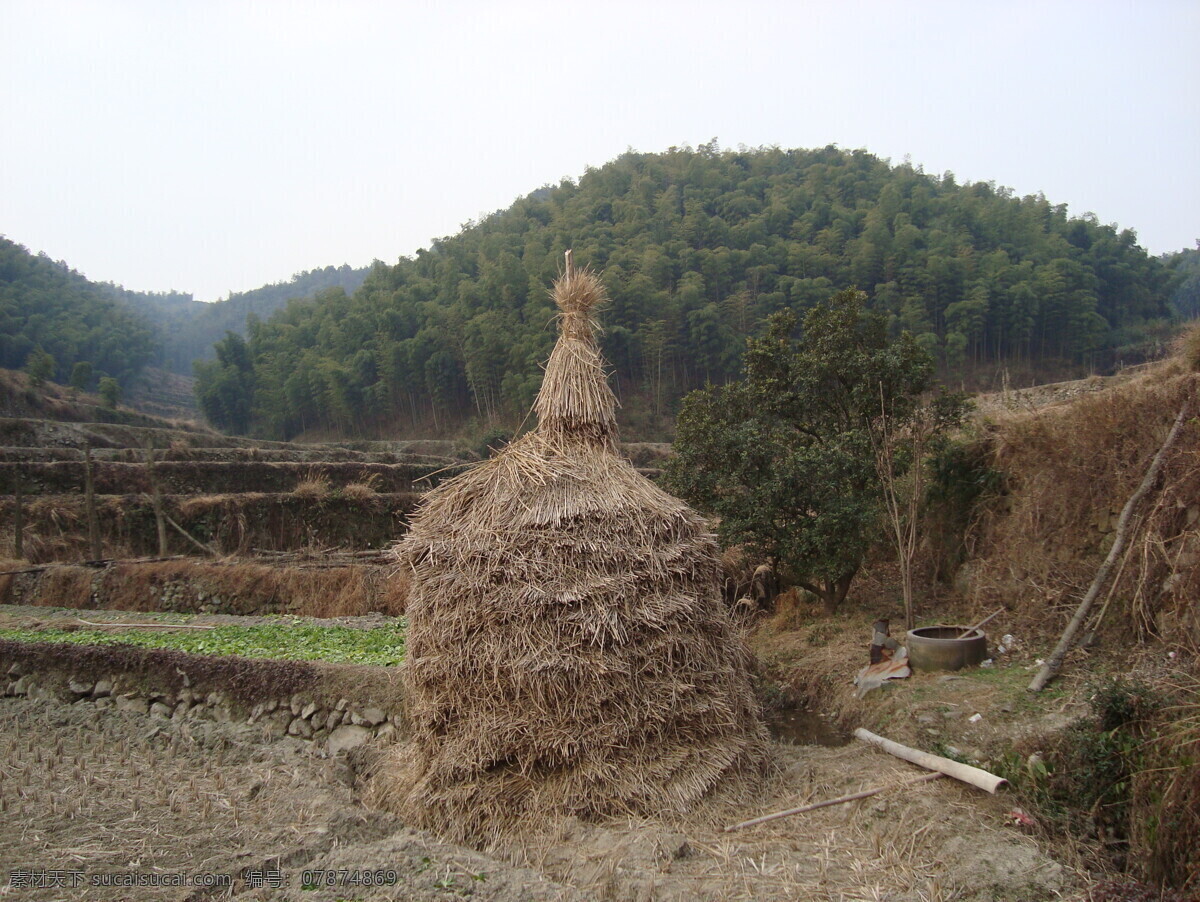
[665,288,934,613]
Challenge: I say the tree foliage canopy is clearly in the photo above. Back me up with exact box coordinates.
[193,144,1182,439]
[665,288,935,611]
[0,237,157,387]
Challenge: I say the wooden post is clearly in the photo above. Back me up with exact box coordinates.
[146,445,168,558]
[13,473,23,560]
[1028,401,1191,692]
[84,447,102,561]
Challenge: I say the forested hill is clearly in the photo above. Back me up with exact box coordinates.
[198,144,1182,440]
[0,237,158,389]
[117,265,370,374]
[1167,246,1200,320]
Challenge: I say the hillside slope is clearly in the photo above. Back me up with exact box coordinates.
[198,144,1182,440]
[0,238,157,388]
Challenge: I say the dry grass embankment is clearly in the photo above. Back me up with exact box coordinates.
[0,490,419,562]
[2,557,409,618]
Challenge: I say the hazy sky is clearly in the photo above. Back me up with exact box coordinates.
[3,0,1197,302]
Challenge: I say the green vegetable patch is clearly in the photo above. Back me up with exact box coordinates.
[0,620,407,666]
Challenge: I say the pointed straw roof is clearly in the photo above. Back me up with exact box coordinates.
[373,252,767,843]
[532,252,619,448]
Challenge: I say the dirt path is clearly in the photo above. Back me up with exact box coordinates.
[0,695,1077,902]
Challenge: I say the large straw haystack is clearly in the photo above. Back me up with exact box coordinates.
[376,255,767,841]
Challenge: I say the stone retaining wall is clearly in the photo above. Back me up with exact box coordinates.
[0,640,405,756]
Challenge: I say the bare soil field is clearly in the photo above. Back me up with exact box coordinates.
[0,690,1076,902]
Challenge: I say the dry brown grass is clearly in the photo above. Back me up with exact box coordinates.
[1130,668,1200,891]
[0,558,19,602]
[1175,320,1200,373]
[33,564,95,609]
[340,479,379,501]
[494,741,1072,902]
[10,558,407,618]
[967,366,1200,645]
[373,262,767,843]
[292,471,331,498]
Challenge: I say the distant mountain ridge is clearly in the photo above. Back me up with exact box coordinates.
[115,264,371,374]
[1,235,370,423]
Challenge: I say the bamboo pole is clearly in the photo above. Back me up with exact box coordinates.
[162,512,218,557]
[724,772,942,832]
[73,618,217,631]
[1028,401,1191,692]
[853,728,1007,793]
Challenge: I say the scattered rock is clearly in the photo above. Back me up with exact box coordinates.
[300,702,318,720]
[150,701,173,719]
[115,696,150,716]
[92,679,112,698]
[359,706,386,726]
[67,679,94,696]
[288,717,314,739]
[327,724,370,755]
[261,711,291,740]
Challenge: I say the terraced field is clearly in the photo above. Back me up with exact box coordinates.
[0,408,1079,901]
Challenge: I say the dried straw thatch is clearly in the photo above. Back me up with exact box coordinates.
[373,256,767,841]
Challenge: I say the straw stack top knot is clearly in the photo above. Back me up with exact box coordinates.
[553,251,606,338]
[533,250,619,443]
